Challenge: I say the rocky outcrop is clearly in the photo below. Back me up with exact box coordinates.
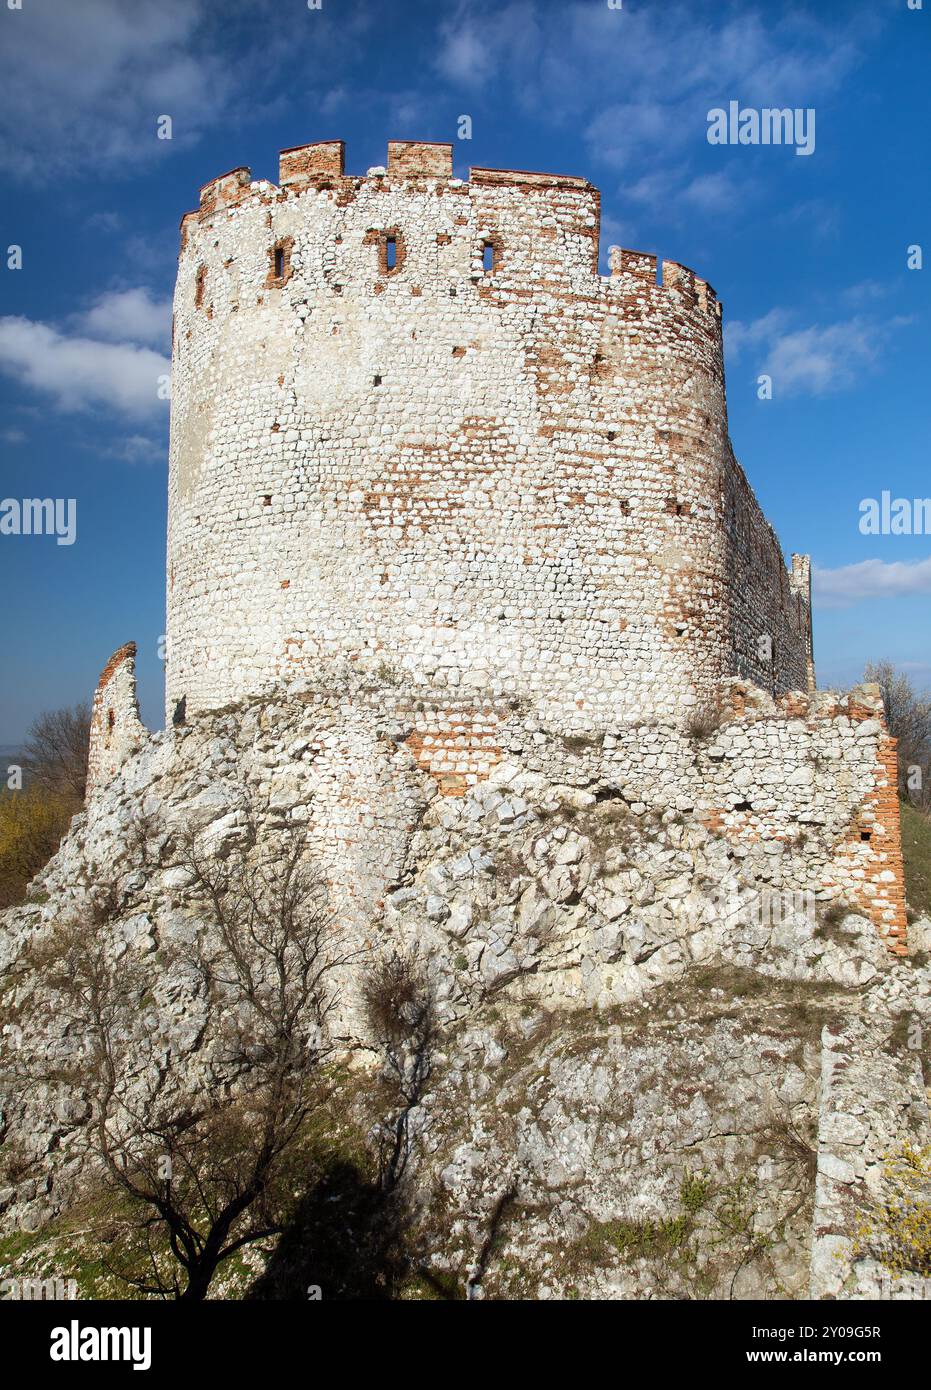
[0,681,928,1298]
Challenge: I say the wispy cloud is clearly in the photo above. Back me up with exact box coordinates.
[0,0,232,180]
[0,316,169,419]
[103,433,166,466]
[814,557,931,608]
[431,0,881,241]
[436,1,539,88]
[726,306,908,396]
[681,169,746,214]
[776,198,841,242]
[838,279,890,308]
[436,2,877,152]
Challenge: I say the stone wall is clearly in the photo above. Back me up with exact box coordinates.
[165,140,812,728]
[374,678,908,958]
[86,642,148,800]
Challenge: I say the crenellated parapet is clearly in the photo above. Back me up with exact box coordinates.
[179,141,720,324]
[607,245,721,318]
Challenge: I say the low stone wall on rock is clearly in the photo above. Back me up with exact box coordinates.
[84,650,909,958]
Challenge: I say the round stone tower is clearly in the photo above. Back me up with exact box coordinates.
[166,139,812,726]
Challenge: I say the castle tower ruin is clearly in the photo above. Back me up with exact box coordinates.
[165,140,813,726]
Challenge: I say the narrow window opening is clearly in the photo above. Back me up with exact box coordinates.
[194,266,206,308]
[385,236,397,271]
[860,830,872,843]
[267,239,293,287]
[107,709,115,733]
[733,800,752,812]
[373,374,382,386]
[262,495,271,507]
[483,241,495,273]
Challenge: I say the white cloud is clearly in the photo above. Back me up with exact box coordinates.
[681,170,744,214]
[436,1,539,87]
[623,168,681,209]
[777,198,840,242]
[436,2,876,139]
[764,322,880,394]
[85,210,124,234]
[839,280,889,307]
[436,24,499,87]
[0,316,169,419]
[105,434,166,466]
[585,103,674,172]
[725,307,907,397]
[76,288,172,350]
[0,0,233,180]
[814,558,931,608]
[725,308,793,359]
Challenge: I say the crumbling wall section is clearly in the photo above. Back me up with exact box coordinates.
[86,642,147,800]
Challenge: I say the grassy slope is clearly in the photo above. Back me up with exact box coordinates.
[901,801,931,919]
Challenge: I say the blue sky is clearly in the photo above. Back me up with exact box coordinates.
[0,0,928,743]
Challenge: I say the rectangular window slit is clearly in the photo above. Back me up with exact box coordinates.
[385,237,397,270]
[483,242,495,272]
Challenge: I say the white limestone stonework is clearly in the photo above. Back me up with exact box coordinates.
[165,141,813,728]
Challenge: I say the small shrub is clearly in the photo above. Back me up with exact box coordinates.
[373,660,402,686]
[684,703,724,743]
[819,899,856,930]
[362,952,432,1053]
[854,1141,931,1279]
[680,1169,713,1214]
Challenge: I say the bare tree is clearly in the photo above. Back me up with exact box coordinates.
[13,832,352,1300]
[21,702,91,801]
[361,951,435,1194]
[864,661,931,805]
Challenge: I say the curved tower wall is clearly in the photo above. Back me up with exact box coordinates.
[166,140,812,724]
